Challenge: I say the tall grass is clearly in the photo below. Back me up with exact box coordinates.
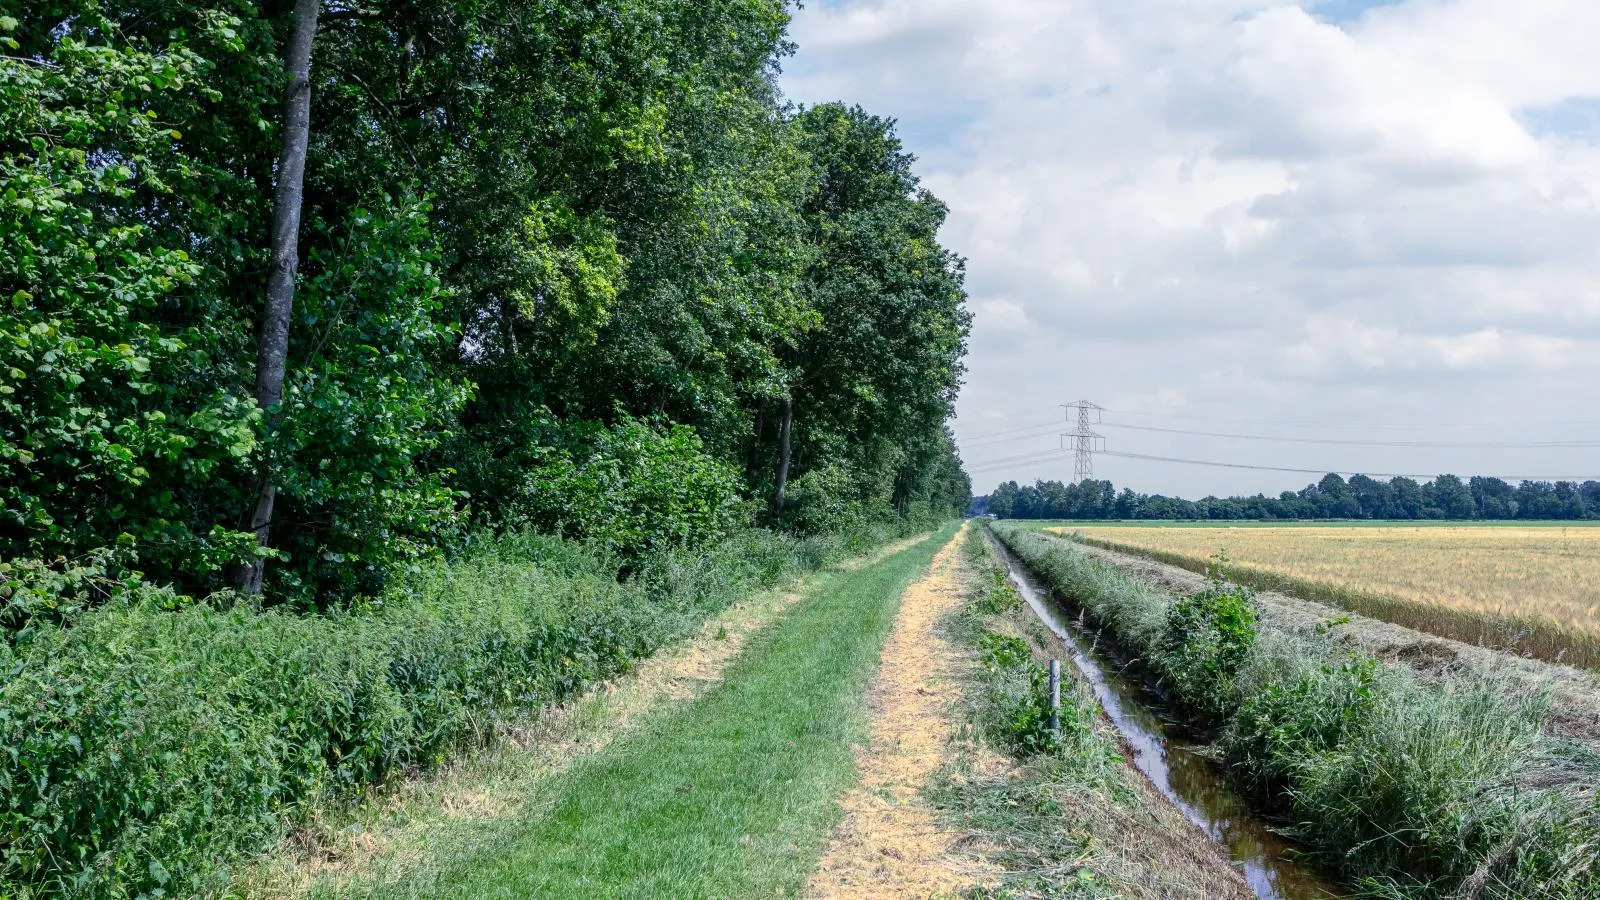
[0,521,914,899]
[1063,531,1600,669]
[989,523,1600,899]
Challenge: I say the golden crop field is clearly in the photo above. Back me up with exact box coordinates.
[1053,524,1600,639]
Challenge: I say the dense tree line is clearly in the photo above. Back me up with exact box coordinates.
[0,0,971,609]
[979,473,1600,521]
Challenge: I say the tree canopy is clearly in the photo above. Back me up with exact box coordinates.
[0,0,971,610]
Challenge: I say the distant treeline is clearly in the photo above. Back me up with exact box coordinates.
[974,473,1600,521]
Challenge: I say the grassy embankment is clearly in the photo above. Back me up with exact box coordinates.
[1045,522,1600,669]
[324,524,956,898]
[929,528,1248,899]
[990,523,1600,900]
[0,523,920,899]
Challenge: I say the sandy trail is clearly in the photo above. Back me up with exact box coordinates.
[806,525,983,899]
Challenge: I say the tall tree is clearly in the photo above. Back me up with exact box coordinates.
[239,0,320,593]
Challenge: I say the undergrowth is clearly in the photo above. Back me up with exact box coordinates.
[931,528,1126,899]
[989,522,1600,899]
[0,521,914,898]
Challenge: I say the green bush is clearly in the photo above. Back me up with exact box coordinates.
[464,412,746,565]
[1156,580,1259,722]
[0,523,886,898]
[986,522,1600,898]
[1224,642,1380,799]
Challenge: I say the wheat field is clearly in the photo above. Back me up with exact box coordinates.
[1052,524,1600,638]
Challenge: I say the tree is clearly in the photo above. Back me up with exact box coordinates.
[766,104,970,526]
[238,0,320,594]
[1349,474,1392,518]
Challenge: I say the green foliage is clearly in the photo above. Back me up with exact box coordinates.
[0,8,262,587]
[977,633,1077,756]
[1156,579,1260,722]
[3,0,969,608]
[1225,650,1380,799]
[989,522,1600,899]
[265,196,472,603]
[484,413,746,563]
[770,104,972,525]
[982,471,1600,521]
[0,524,866,897]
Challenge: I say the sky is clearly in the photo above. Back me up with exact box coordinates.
[779,0,1600,499]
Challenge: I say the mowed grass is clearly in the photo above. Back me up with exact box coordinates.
[1052,523,1600,667]
[335,524,955,899]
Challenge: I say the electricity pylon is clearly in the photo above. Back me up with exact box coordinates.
[1061,401,1105,483]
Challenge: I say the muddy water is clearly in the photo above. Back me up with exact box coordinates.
[988,537,1342,900]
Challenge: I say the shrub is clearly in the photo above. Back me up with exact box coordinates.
[482,412,746,564]
[1155,579,1259,722]
[986,522,1600,898]
[0,524,855,898]
[1223,640,1381,800]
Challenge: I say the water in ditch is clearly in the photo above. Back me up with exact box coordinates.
[988,536,1342,900]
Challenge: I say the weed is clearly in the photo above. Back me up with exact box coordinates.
[988,522,1600,899]
[1156,579,1259,722]
[978,633,1066,756]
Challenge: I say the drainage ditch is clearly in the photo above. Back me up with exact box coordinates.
[988,535,1341,900]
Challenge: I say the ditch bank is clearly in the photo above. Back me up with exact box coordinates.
[987,522,1600,900]
[1059,533,1600,744]
[986,535,1336,900]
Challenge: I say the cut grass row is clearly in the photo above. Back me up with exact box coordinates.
[1063,530,1600,669]
[0,524,914,898]
[934,528,1248,899]
[989,523,1600,900]
[331,524,957,898]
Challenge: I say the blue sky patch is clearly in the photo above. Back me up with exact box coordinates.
[1520,97,1600,142]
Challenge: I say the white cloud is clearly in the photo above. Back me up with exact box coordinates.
[784,0,1600,496]
[975,297,1031,332]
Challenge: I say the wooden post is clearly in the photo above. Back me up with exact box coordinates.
[1048,659,1061,740]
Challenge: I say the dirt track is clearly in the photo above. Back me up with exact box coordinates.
[806,526,981,899]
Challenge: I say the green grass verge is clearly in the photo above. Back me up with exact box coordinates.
[988,523,1600,900]
[0,523,917,899]
[333,523,957,899]
[930,528,1126,899]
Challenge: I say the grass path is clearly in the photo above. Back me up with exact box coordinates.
[805,524,982,898]
[340,524,957,898]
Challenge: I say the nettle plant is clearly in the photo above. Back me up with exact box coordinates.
[978,632,1072,756]
[1158,552,1261,722]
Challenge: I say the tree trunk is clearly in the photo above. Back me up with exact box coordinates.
[745,402,765,484]
[238,0,320,594]
[774,397,792,511]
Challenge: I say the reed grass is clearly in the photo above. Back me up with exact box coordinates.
[988,522,1600,900]
[1063,531,1600,669]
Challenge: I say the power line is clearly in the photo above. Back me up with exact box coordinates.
[1100,421,1600,449]
[958,419,1066,441]
[961,422,1075,449]
[1103,407,1600,431]
[965,446,1600,483]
